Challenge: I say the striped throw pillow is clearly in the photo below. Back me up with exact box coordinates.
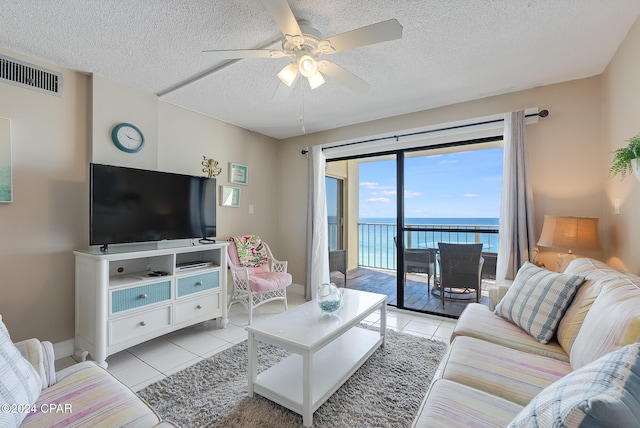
[495,262,585,343]
[508,342,640,427]
[0,315,42,428]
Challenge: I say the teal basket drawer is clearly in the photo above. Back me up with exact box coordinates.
[177,272,219,297]
[112,281,171,313]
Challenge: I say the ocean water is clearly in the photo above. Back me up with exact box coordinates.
[354,217,499,270]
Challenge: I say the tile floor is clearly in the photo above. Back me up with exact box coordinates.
[56,290,456,392]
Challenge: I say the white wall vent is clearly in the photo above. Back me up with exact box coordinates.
[0,54,63,97]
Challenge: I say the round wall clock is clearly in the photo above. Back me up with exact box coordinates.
[111,123,145,153]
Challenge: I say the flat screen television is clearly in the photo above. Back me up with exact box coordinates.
[90,163,216,248]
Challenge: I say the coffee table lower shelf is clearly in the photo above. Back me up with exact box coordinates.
[253,327,382,421]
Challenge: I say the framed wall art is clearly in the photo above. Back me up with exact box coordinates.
[229,163,248,185]
[0,118,11,203]
[221,186,240,207]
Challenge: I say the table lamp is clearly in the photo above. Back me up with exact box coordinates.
[537,215,601,272]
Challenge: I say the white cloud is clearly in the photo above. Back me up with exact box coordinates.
[439,159,459,165]
[464,193,478,198]
[366,197,392,204]
[404,190,422,198]
[361,182,396,192]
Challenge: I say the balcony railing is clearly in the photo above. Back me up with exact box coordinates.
[356,222,499,271]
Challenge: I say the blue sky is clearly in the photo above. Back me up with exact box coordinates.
[356,147,503,219]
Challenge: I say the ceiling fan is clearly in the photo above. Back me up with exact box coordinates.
[203,0,403,100]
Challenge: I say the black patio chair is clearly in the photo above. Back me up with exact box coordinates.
[437,243,484,308]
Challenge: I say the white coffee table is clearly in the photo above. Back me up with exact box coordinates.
[246,289,387,427]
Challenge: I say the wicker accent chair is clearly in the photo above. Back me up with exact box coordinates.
[437,242,484,308]
[227,236,291,324]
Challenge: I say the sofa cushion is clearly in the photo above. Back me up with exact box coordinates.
[570,277,640,369]
[453,303,569,362]
[440,336,572,406]
[563,257,615,275]
[494,262,585,343]
[508,342,640,428]
[21,361,161,428]
[0,315,42,428]
[415,379,523,428]
[557,269,625,355]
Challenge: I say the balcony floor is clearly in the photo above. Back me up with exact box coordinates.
[331,267,493,319]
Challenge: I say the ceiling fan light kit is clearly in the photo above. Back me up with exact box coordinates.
[203,0,403,97]
[277,62,299,86]
[298,55,317,77]
[307,71,325,90]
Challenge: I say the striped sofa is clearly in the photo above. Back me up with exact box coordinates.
[413,258,640,427]
[1,316,176,428]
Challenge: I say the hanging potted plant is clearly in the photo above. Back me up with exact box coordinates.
[609,133,640,180]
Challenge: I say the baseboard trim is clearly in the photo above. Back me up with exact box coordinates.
[288,283,305,295]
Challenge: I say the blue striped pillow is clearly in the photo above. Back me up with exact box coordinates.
[495,262,585,343]
[508,342,640,427]
[0,315,42,428]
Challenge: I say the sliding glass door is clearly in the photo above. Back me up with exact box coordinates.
[401,146,502,315]
[328,140,502,317]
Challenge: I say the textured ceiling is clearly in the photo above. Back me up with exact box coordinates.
[1,1,639,139]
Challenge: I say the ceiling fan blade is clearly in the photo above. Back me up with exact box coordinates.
[320,62,371,94]
[260,0,302,37]
[323,19,403,53]
[201,49,283,60]
[272,81,296,102]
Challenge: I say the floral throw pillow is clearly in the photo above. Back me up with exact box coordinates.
[232,235,268,267]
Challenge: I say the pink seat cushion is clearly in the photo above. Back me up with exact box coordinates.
[250,272,292,292]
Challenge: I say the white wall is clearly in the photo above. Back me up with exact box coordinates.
[0,47,89,342]
[157,101,282,244]
[91,74,159,169]
[278,76,606,285]
[602,16,640,273]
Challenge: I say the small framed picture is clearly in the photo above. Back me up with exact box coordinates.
[221,186,240,207]
[0,118,12,203]
[229,163,248,185]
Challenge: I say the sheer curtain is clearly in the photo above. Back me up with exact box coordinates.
[496,110,536,282]
[305,145,330,300]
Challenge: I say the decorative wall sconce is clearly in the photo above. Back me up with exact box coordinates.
[202,156,222,178]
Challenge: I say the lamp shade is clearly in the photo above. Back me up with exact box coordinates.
[307,71,325,89]
[277,62,298,87]
[537,215,601,252]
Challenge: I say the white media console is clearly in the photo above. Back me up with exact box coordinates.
[74,242,228,367]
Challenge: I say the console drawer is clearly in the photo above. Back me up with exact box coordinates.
[174,293,221,325]
[177,271,219,297]
[109,305,171,346]
[111,281,172,313]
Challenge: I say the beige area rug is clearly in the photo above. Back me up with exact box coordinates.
[138,326,448,428]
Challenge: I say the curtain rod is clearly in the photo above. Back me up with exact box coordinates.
[301,109,549,155]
